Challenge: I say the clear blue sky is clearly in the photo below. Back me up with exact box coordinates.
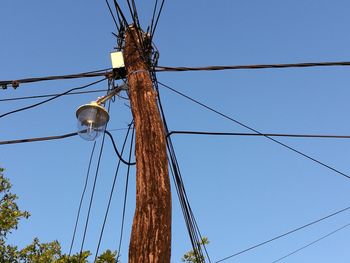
[2,1,350,262]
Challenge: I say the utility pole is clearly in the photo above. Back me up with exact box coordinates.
[124,25,171,263]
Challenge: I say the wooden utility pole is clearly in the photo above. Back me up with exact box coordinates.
[124,25,171,263]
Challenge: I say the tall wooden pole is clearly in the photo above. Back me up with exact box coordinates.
[124,25,171,263]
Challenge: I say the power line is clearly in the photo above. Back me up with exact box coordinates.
[271,222,350,263]
[150,0,159,34]
[155,61,350,72]
[158,81,350,181]
[4,129,350,146]
[125,0,145,53]
[0,128,132,145]
[156,82,211,263]
[0,78,107,119]
[2,60,350,89]
[0,132,78,145]
[0,68,111,88]
[0,89,109,102]
[79,132,107,258]
[167,130,350,139]
[116,126,135,262]
[214,205,350,263]
[105,130,136,165]
[112,0,130,27]
[69,142,96,256]
[94,123,133,261]
[105,0,120,31]
[150,0,166,39]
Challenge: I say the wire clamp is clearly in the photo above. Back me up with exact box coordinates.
[12,81,19,89]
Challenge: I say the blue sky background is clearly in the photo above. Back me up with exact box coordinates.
[2,1,350,262]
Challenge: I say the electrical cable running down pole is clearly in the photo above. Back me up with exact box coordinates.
[124,25,171,263]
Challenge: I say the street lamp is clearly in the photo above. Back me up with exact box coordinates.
[75,83,127,141]
[76,101,109,141]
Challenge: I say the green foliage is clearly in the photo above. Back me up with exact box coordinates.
[0,167,195,262]
[0,168,30,238]
[96,249,118,263]
[181,237,209,263]
[0,168,118,263]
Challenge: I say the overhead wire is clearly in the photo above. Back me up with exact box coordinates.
[0,68,111,87]
[167,130,350,139]
[150,0,165,40]
[113,0,130,27]
[158,81,350,181]
[116,126,135,262]
[214,205,350,263]
[69,142,96,256]
[270,222,350,263]
[93,122,133,262]
[4,130,350,146]
[0,89,109,102]
[155,80,211,263]
[149,0,159,34]
[0,78,107,119]
[0,132,78,145]
[131,0,140,27]
[155,61,350,72]
[111,0,147,61]
[126,0,144,51]
[105,0,120,31]
[2,61,350,89]
[105,130,136,165]
[79,131,107,259]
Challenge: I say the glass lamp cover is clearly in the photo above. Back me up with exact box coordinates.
[76,103,109,141]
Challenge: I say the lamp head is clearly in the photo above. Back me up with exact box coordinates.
[76,101,109,141]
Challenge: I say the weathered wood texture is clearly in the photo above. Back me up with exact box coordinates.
[124,26,171,263]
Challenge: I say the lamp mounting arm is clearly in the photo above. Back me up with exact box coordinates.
[96,83,128,105]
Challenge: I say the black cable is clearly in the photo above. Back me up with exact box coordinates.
[126,0,135,20]
[166,131,210,263]
[126,0,140,28]
[131,0,140,28]
[105,0,120,31]
[158,81,350,181]
[126,0,144,50]
[167,130,350,139]
[149,0,159,34]
[79,132,107,258]
[0,89,109,102]
[214,205,350,263]
[0,78,107,119]
[116,126,135,262]
[69,142,96,256]
[0,68,111,87]
[0,132,78,145]
[4,129,350,146]
[105,130,136,165]
[155,61,350,72]
[150,0,165,39]
[271,222,350,263]
[156,80,211,263]
[93,123,133,262]
[113,0,130,27]
[2,60,350,88]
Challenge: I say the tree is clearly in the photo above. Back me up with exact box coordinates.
[0,167,208,263]
[0,168,118,263]
[0,167,30,239]
[181,237,209,263]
